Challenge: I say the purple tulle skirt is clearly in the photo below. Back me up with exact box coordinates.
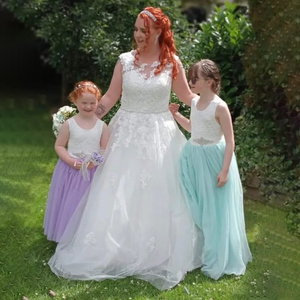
[43,159,97,242]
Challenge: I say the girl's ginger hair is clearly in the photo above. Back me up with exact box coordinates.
[135,7,179,79]
[188,59,221,95]
[68,80,102,103]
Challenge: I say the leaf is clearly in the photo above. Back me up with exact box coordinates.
[227,86,238,95]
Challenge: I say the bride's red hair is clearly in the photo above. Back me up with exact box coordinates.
[135,7,179,79]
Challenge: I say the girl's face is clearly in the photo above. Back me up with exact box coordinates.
[134,16,160,49]
[74,92,98,116]
[189,70,212,94]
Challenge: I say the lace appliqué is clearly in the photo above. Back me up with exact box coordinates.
[68,119,103,157]
[110,110,175,161]
[140,171,152,188]
[118,51,173,113]
[147,237,156,253]
[83,232,96,246]
[193,137,214,145]
[191,97,224,145]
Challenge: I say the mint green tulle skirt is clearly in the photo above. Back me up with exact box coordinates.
[180,139,252,280]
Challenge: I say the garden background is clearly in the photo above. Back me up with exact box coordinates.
[0,0,300,299]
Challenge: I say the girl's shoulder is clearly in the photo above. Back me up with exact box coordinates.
[191,95,200,106]
[213,95,227,107]
[96,118,105,127]
[215,96,230,117]
[66,116,76,128]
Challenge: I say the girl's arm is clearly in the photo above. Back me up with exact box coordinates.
[216,102,235,187]
[95,61,123,119]
[100,123,110,149]
[169,103,191,132]
[55,121,82,169]
[172,59,197,107]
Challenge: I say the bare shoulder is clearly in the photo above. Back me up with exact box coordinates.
[215,98,231,121]
[102,121,108,129]
[61,119,71,130]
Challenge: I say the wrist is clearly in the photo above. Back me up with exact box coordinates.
[221,168,229,174]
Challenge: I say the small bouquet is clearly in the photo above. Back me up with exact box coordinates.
[73,150,105,181]
[52,105,77,137]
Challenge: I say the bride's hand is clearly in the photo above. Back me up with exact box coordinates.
[169,103,180,115]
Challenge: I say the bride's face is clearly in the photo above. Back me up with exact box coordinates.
[134,16,159,49]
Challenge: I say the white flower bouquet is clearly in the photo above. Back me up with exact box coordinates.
[52,105,77,137]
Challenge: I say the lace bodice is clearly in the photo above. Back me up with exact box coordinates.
[119,51,174,113]
[190,96,224,146]
[67,118,103,157]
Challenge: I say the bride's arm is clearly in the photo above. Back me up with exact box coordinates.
[96,61,123,119]
[172,59,197,107]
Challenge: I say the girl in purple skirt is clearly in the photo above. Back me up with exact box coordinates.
[43,81,110,242]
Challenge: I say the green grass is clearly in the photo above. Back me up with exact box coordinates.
[0,105,300,300]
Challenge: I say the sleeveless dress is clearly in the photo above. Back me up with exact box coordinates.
[43,117,104,242]
[180,96,252,280]
[48,51,203,290]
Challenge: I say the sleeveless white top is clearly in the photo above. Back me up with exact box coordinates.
[190,96,224,146]
[67,117,104,158]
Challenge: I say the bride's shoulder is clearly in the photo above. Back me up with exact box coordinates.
[119,50,135,66]
[166,54,182,69]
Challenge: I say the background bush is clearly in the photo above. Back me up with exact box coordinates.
[237,0,300,236]
[174,3,253,125]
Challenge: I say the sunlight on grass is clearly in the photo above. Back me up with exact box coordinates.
[0,106,300,300]
[247,223,260,244]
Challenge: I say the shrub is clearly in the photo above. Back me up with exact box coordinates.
[242,0,300,236]
[175,3,253,121]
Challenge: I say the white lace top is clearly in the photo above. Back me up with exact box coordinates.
[119,51,174,113]
[67,117,104,158]
[190,96,224,146]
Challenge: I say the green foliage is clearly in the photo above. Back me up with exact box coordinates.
[177,3,253,121]
[3,0,184,88]
[235,106,300,237]
[3,0,186,122]
[242,0,300,236]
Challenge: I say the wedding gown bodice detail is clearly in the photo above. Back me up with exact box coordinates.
[119,51,173,113]
[190,96,224,146]
[67,118,103,158]
[110,51,177,159]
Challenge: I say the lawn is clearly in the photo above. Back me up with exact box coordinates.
[0,100,299,300]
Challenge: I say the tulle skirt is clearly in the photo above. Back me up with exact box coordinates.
[180,139,252,280]
[43,159,97,242]
[48,109,203,290]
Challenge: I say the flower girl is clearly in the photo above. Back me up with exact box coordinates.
[44,81,109,242]
[170,60,252,280]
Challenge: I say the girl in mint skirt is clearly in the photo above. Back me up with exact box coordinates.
[170,59,252,280]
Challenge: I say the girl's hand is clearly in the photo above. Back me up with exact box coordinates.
[217,170,228,187]
[87,162,96,169]
[169,103,180,115]
[72,160,82,170]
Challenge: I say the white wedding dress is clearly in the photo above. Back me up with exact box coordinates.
[48,51,203,290]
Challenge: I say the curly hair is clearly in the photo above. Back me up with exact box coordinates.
[134,7,179,79]
[187,59,221,95]
[68,80,102,103]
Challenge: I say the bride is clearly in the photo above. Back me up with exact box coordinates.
[48,6,203,290]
